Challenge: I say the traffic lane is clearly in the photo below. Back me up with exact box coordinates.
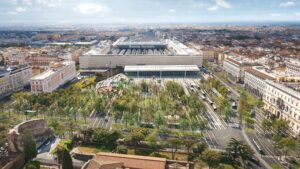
[247,133,285,169]
[211,128,244,148]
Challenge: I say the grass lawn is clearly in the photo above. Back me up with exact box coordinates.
[76,144,112,154]
[245,127,255,135]
[127,148,188,161]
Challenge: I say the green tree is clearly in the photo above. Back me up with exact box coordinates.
[146,132,160,153]
[273,119,289,137]
[22,130,37,163]
[56,145,73,169]
[126,127,148,146]
[193,142,208,155]
[116,145,128,154]
[202,150,221,169]
[216,96,232,121]
[190,118,200,133]
[261,118,273,136]
[279,137,297,157]
[180,118,190,132]
[225,138,253,167]
[183,139,196,160]
[140,80,149,93]
[168,138,182,160]
[154,111,165,129]
[49,120,64,138]
[165,81,185,98]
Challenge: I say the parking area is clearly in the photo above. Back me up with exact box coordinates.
[89,113,113,130]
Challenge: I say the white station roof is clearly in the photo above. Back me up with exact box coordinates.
[124,65,200,72]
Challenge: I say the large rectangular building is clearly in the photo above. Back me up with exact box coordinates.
[223,56,259,83]
[286,58,300,77]
[79,38,202,71]
[244,66,276,98]
[125,65,200,78]
[264,80,300,136]
[30,61,76,93]
[0,65,32,98]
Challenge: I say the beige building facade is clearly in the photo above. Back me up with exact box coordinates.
[30,61,76,93]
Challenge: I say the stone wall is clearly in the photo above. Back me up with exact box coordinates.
[2,154,24,169]
[7,119,53,153]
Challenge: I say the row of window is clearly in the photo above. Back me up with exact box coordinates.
[264,95,300,121]
[265,105,300,133]
[266,86,299,107]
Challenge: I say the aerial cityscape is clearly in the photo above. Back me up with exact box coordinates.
[0,0,300,169]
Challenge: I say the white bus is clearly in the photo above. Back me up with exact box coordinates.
[212,104,217,111]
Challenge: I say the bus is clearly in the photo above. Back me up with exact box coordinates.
[200,89,206,96]
[207,98,213,105]
[212,104,217,111]
[252,139,265,155]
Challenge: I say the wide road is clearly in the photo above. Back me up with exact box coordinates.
[184,78,244,151]
[212,69,283,169]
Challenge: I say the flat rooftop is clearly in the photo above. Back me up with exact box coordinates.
[245,66,276,80]
[31,61,73,80]
[83,38,198,56]
[124,65,200,72]
[31,69,56,80]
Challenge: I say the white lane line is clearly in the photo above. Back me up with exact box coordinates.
[96,117,101,128]
[92,118,98,128]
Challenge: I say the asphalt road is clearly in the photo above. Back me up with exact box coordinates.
[181,77,245,151]
[212,69,285,169]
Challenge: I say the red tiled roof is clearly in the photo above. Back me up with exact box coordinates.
[245,68,275,80]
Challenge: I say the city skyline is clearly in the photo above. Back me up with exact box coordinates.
[0,0,300,25]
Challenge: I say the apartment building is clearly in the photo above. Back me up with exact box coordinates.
[30,61,76,93]
[244,66,275,98]
[264,80,300,136]
[223,56,259,83]
[0,65,32,98]
[286,58,300,77]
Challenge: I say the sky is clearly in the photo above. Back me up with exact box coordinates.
[0,0,300,25]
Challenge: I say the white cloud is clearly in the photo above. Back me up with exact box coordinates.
[168,9,176,13]
[76,3,109,14]
[279,1,295,7]
[15,7,26,12]
[9,6,27,15]
[22,0,32,5]
[270,13,284,17]
[295,12,300,17]
[215,0,232,9]
[36,0,62,8]
[207,6,219,11]
[207,0,232,11]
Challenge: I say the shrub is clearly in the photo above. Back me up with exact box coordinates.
[116,145,128,154]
